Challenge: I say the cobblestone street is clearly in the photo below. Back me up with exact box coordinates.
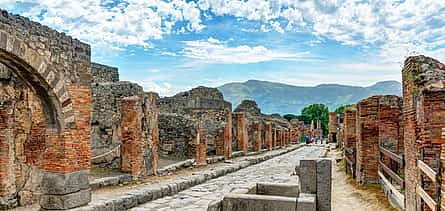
[131,145,325,211]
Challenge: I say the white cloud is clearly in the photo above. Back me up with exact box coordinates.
[8,0,205,49]
[5,0,445,63]
[147,69,161,73]
[179,38,313,64]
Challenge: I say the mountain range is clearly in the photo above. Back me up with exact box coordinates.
[217,80,402,114]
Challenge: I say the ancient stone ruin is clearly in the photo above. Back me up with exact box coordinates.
[329,55,445,211]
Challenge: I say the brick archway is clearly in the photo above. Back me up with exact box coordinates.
[0,10,92,210]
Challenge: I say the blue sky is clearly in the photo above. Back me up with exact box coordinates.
[2,0,445,96]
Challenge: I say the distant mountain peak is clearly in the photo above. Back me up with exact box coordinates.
[218,80,401,115]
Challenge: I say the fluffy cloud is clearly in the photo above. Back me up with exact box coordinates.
[7,0,205,48]
[5,0,445,61]
[179,38,312,64]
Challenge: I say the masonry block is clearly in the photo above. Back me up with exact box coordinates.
[299,160,317,194]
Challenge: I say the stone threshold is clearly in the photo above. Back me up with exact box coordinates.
[70,144,303,211]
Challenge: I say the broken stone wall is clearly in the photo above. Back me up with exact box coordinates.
[0,65,45,208]
[91,63,119,83]
[157,86,232,159]
[90,64,145,169]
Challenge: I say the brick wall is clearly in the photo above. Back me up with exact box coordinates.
[343,107,357,177]
[356,96,379,184]
[329,112,338,143]
[402,56,445,210]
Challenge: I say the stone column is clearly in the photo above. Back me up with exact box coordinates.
[264,122,273,149]
[253,121,262,151]
[234,112,248,153]
[120,96,146,178]
[191,124,207,166]
[273,127,277,147]
[143,93,159,175]
[216,128,225,156]
[224,110,233,159]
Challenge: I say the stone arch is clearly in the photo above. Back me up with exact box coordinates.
[0,9,92,210]
[0,48,66,129]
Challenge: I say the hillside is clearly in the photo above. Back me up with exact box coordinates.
[217,80,402,114]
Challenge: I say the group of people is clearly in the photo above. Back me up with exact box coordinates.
[303,135,327,144]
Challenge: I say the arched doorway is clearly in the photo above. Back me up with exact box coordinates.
[0,9,92,210]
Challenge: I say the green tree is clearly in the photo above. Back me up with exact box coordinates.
[301,104,329,136]
[335,104,355,115]
[283,114,298,121]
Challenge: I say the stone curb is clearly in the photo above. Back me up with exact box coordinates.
[90,174,132,190]
[70,144,303,211]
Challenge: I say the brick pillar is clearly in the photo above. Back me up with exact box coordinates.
[253,121,262,151]
[144,93,159,175]
[40,84,92,210]
[234,112,248,153]
[356,96,379,184]
[273,127,277,147]
[265,122,273,149]
[0,102,16,209]
[280,129,285,146]
[329,112,338,143]
[224,110,233,159]
[377,95,402,154]
[402,56,445,211]
[120,96,146,178]
[343,107,357,177]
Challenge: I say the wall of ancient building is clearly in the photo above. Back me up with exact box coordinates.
[90,63,159,175]
[157,86,232,159]
[401,56,445,211]
[356,96,379,184]
[0,65,46,208]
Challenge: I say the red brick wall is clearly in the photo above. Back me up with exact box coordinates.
[329,112,338,143]
[356,96,379,184]
[377,95,402,154]
[343,107,357,176]
[43,84,92,173]
[0,102,15,197]
[402,56,445,211]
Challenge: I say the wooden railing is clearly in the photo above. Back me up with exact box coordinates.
[378,145,405,209]
[344,146,356,177]
[417,159,439,211]
[378,146,404,187]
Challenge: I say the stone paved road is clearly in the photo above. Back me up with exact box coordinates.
[131,145,325,211]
